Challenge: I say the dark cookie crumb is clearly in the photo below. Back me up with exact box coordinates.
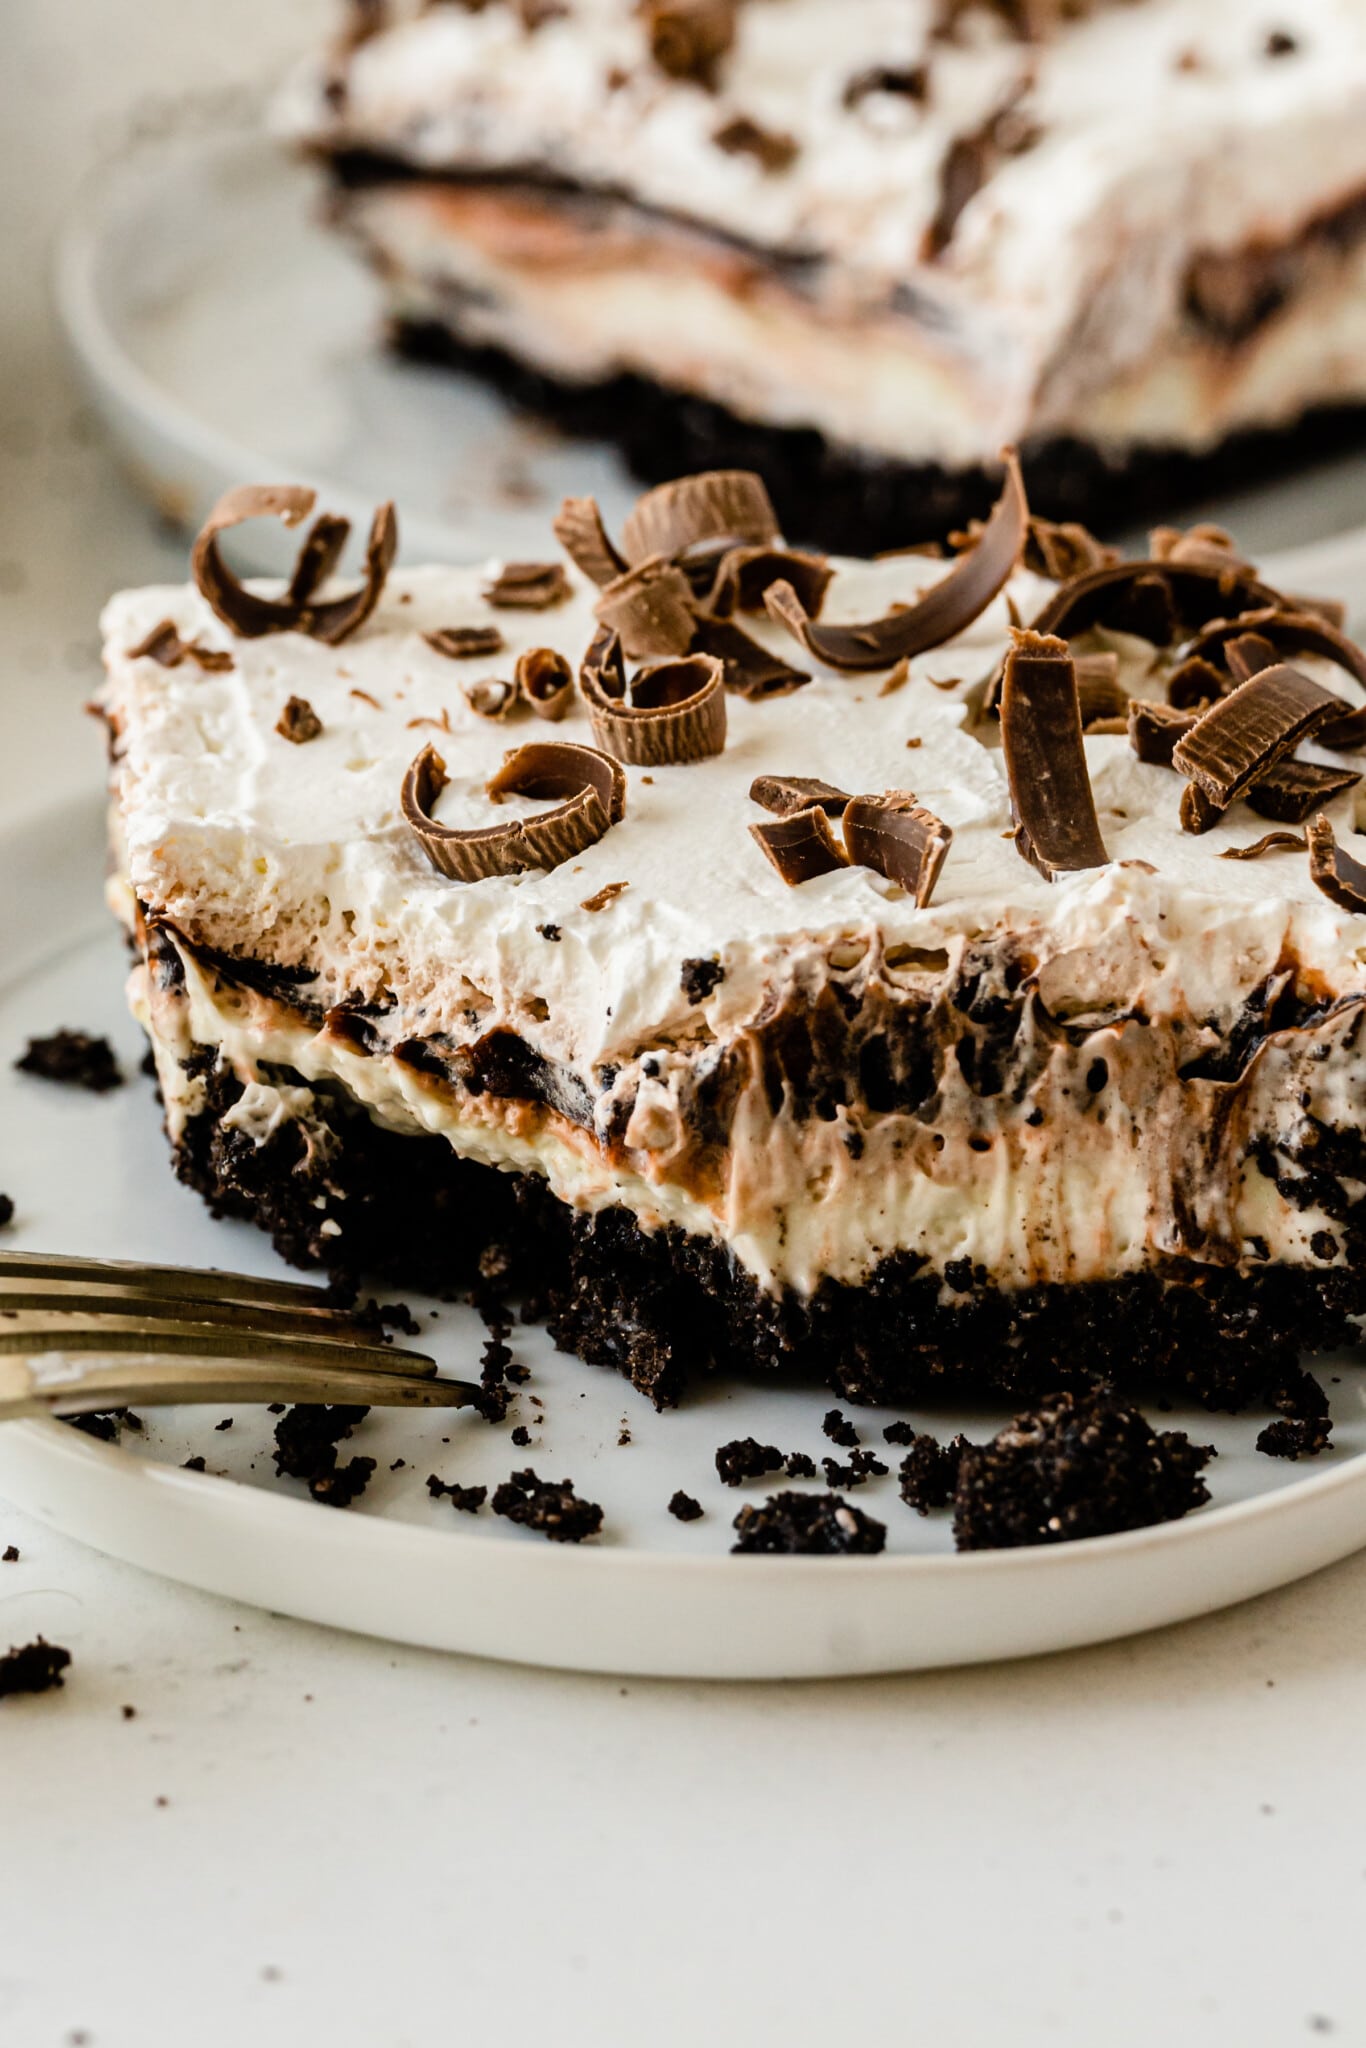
[272,1403,375,1508]
[0,1637,71,1698]
[276,695,323,744]
[1257,1416,1334,1460]
[491,1467,603,1542]
[821,1449,888,1488]
[427,1475,487,1513]
[480,1339,511,1386]
[898,1432,969,1514]
[121,1704,137,1720]
[822,1407,860,1448]
[882,1419,917,1446]
[16,1030,123,1093]
[2,1545,18,1563]
[536,923,562,942]
[617,1418,632,1446]
[715,1437,785,1486]
[504,1362,531,1385]
[182,1455,207,1472]
[0,1194,13,1228]
[784,1450,818,1480]
[953,1390,1214,1551]
[732,1491,887,1556]
[668,1490,703,1521]
[214,1417,234,1432]
[377,1300,421,1337]
[680,956,725,1004]
[510,1424,531,1447]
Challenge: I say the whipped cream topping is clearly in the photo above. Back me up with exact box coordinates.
[284,0,1366,457]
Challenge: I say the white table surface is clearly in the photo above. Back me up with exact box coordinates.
[5,7,1366,2045]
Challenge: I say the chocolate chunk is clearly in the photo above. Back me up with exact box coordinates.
[642,0,735,87]
[1245,760,1360,824]
[483,562,571,610]
[275,695,323,744]
[491,1468,603,1542]
[16,1030,123,1093]
[1000,630,1108,878]
[668,1490,704,1521]
[748,773,851,817]
[126,618,234,671]
[731,1492,887,1555]
[594,557,698,659]
[1220,830,1308,862]
[403,739,625,882]
[423,625,506,660]
[842,792,952,906]
[1,1546,17,1563]
[1307,814,1366,912]
[1129,699,1197,766]
[580,634,726,764]
[714,1437,784,1486]
[1179,781,1225,835]
[515,645,574,721]
[463,677,516,722]
[712,114,798,172]
[426,1476,487,1512]
[1172,663,1344,806]
[953,1390,1214,1551]
[765,450,1026,671]
[0,1638,71,1699]
[552,496,626,586]
[621,470,778,566]
[750,804,849,885]
[191,484,396,644]
[680,956,725,1003]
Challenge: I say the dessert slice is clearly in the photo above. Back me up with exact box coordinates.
[98,465,1366,1411]
[282,0,1366,547]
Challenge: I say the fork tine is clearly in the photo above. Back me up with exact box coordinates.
[0,1277,429,1351]
[2,1354,479,1417]
[0,1248,350,1311]
[0,1310,440,1377]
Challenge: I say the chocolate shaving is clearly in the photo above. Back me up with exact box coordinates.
[424,625,506,660]
[1023,518,1118,582]
[402,740,625,882]
[515,645,574,721]
[1150,522,1255,577]
[621,470,778,568]
[580,630,726,764]
[712,115,798,172]
[1246,760,1361,824]
[1307,814,1366,913]
[1180,782,1225,835]
[125,619,233,671]
[276,696,323,744]
[191,484,396,644]
[593,557,698,659]
[1025,557,1282,650]
[999,629,1109,878]
[551,497,626,586]
[464,677,516,721]
[483,561,571,610]
[765,449,1027,672]
[642,0,735,88]
[750,806,849,885]
[749,774,851,817]
[842,793,952,907]
[1171,663,1345,806]
[1224,631,1278,681]
[1129,700,1197,766]
[1220,830,1308,861]
[580,880,629,912]
[1166,655,1230,711]
[691,616,809,698]
[1073,651,1127,728]
[702,545,831,620]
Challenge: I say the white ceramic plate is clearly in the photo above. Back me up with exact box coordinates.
[54,125,1366,598]
[3,793,1366,1678]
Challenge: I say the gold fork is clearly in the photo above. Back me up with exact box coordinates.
[0,1249,484,1421]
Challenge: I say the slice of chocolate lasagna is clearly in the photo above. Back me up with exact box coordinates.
[281,0,1366,546]
[98,464,1366,1409]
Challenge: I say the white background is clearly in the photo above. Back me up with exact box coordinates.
[4,6,1366,2044]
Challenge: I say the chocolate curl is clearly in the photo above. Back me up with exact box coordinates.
[842,793,952,907]
[620,470,778,566]
[580,630,726,764]
[1308,815,1366,913]
[593,557,698,660]
[750,806,849,885]
[515,646,574,721]
[999,629,1109,879]
[402,740,625,882]
[551,496,626,586]
[1171,664,1346,808]
[764,450,1027,672]
[1221,831,1308,862]
[702,546,832,620]
[192,484,397,644]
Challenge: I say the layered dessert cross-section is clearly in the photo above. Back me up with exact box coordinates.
[282,0,1366,547]
[99,466,1366,1409]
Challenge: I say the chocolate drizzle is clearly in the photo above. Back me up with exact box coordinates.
[191,485,397,644]
[402,740,625,882]
[1307,814,1366,913]
[1172,664,1345,807]
[999,629,1109,879]
[764,450,1027,673]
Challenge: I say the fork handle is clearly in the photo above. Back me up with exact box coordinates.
[0,1355,478,1418]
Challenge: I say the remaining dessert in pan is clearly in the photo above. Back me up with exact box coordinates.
[98,459,1366,1414]
[281,0,1366,546]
